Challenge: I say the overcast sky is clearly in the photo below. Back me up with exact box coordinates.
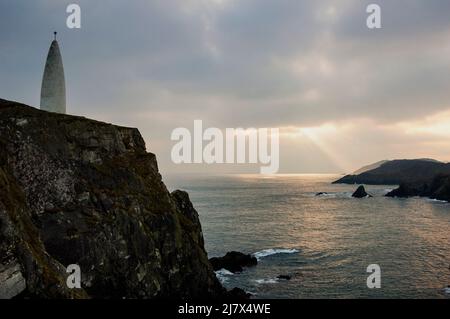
[1,0,450,175]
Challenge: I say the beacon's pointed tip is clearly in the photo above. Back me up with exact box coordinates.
[41,31,66,114]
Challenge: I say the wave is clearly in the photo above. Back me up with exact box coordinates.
[427,198,449,204]
[253,248,299,260]
[255,278,279,285]
[444,287,450,295]
[313,192,352,199]
[215,268,234,284]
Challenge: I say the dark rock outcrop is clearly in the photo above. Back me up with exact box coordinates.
[333,159,450,185]
[385,183,427,198]
[226,287,251,299]
[0,98,225,299]
[352,186,371,198]
[277,275,291,280]
[209,252,258,273]
[315,192,328,196]
[386,174,450,202]
[429,175,450,202]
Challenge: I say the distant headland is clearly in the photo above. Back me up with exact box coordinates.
[333,159,450,202]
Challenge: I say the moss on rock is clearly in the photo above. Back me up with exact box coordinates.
[0,98,224,299]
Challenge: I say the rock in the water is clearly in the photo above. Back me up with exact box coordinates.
[386,174,450,202]
[277,275,291,280]
[315,192,328,196]
[0,98,225,299]
[428,175,450,202]
[386,183,424,198]
[209,252,258,273]
[352,185,371,198]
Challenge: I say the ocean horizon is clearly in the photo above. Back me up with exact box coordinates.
[165,174,450,299]
[3,0,450,307]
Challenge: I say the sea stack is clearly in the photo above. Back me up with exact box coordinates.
[352,185,372,198]
[40,32,66,114]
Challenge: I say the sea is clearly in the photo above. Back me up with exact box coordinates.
[164,174,450,299]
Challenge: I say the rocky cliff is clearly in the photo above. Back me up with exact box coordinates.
[0,98,225,299]
[386,174,450,202]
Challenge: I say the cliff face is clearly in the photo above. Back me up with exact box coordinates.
[0,98,224,298]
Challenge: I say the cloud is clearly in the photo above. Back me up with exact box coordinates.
[1,0,450,173]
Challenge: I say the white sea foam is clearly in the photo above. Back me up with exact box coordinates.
[314,192,335,198]
[314,192,353,199]
[215,268,234,284]
[444,287,450,295]
[253,248,299,260]
[255,278,279,285]
[427,198,448,204]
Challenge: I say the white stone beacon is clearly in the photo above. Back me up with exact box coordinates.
[40,32,66,114]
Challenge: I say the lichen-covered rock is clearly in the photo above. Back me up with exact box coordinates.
[0,98,225,299]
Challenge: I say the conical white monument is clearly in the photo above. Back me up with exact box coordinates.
[40,32,66,114]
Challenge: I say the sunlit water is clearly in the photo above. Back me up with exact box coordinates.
[165,174,450,299]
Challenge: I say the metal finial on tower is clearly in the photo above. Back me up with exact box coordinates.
[54,31,57,41]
